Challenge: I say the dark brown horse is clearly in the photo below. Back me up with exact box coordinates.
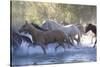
[19,22,71,54]
[85,23,97,47]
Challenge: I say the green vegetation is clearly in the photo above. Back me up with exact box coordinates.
[11,1,96,29]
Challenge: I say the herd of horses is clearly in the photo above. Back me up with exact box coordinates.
[11,20,97,54]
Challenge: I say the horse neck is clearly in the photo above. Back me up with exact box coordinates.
[36,26,46,31]
[30,26,43,35]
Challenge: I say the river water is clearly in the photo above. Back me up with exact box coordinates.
[11,43,96,66]
[11,34,96,66]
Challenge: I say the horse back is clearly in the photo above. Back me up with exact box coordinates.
[45,30,66,41]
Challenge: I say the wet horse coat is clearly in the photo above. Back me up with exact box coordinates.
[19,22,71,54]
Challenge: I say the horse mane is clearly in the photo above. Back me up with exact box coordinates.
[29,24,39,31]
[31,23,47,31]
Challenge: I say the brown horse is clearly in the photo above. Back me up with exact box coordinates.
[30,22,73,47]
[19,22,71,54]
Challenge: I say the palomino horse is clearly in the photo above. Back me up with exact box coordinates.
[42,20,81,46]
[19,22,72,54]
[85,23,97,48]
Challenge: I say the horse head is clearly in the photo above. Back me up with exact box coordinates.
[19,22,38,35]
[85,24,92,33]
[19,22,32,33]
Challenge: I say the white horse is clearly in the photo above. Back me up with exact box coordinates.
[42,20,81,46]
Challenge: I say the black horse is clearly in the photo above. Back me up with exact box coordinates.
[85,23,97,48]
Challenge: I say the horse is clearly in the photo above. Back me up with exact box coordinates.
[42,20,62,30]
[11,31,33,50]
[42,20,81,46]
[11,31,22,49]
[85,23,97,48]
[19,22,72,54]
[31,22,74,47]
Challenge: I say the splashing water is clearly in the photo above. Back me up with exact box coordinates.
[11,33,96,66]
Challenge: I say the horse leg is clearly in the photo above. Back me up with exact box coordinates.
[55,45,60,52]
[40,45,47,55]
[66,37,73,48]
[74,38,79,46]
[93,38,97,48]
[55,43,65,52]
[61,43,66,51]
[28,42,37,48]
[28,43,34,47]
[68,37,74,47]
[75,35,80,46]
[65,36,74,48]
